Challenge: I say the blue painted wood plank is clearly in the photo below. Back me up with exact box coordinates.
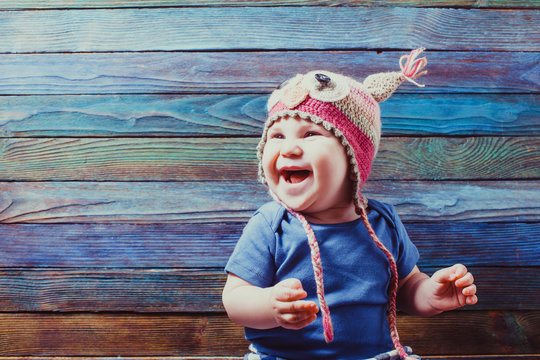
[0,0,537,9]
[0,222,536,268]
[0,181,537,224]
[0,51,537,94]
[0,94,537,137]
[0,8,537,53]
[0,267,535,312]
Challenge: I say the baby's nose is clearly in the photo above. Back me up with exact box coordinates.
[280,139,303,157]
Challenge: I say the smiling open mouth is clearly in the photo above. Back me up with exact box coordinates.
[281,169,311,184]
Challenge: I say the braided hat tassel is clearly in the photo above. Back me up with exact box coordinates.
[272,195,334,343]
[294,210,335,343]
[358,205,415,360]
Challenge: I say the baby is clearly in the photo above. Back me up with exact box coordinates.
[222,49,477,360]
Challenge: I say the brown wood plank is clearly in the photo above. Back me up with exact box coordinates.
[0,311,537,356]
[0,268,226,313]
[25,355,538,359]
[404,311,540,356]
[0,0,537,9]
[1,137,536,181]
[0,267,535,312]
[0,313,247,356]
[3,355,531,359]
[0,222,536,268]
[0,181,537,224]
[0,52,537,95]
[5,358,536,360]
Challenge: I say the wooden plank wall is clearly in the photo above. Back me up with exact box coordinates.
[0,1,538,359]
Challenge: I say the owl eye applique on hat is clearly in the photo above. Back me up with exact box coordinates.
[266,74,305,111]
[302,71,350,103]
[282,84,309,109]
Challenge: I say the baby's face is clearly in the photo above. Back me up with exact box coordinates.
[262,116,354,221]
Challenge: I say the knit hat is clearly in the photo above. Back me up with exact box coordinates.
[256,49,427,359]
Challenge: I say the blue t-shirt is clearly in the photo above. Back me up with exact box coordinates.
[225,199,419,360]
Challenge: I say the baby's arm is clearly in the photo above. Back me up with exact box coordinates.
[222,274,319,330]
[397,264,478,316]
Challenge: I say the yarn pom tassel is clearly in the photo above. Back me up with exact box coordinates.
[399,48,428,87]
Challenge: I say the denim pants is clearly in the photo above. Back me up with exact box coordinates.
[244,343,421,360]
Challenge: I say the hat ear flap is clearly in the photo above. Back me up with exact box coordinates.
[364,48,428,103]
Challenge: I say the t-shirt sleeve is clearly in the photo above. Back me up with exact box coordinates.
[225,211,276,288]
[391,207,420,280]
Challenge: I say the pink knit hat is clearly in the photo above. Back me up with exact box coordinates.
[257,49,427,359]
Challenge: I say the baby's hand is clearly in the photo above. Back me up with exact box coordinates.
[429,264,478,312]
[268,278,319,330]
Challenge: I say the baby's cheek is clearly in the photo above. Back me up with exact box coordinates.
[261,149,279,182]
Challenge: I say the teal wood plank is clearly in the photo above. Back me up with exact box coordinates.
[1,137,537,181]
[375,136,540,181]
[1,0,538,9]
[0,94,538,137]
[0,51,537,94]
[0,267,535,312]
[0,222,536,268]
[0,8,537,53]
[0,181,537,223]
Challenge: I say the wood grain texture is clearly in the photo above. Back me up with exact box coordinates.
[0,136,537,181]
[0,311,537,356]
[1,0,536,358]
[1,8,537,53]
[0,52,537,95]
[0,313,247,356]
[1,221,537,267]
[0,94,538,138]
[0,0,537,9]
[0,222,537,268]
[0,181,540,223]
[0,267,536,312]
[0,268,227,312]
[0,181,537,223]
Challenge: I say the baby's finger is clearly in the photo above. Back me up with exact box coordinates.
[455,272,474,288]
[275,300,318,314]
[432,264,464,283]
[461,283,477,297]
[280,313,318,330]
[465,294,478,305]
[451,264,468,280]
[279,278,304,290]
[273,279,308,302]
[281,310,316,323]
[273,287,306,302]
[290,300,319,314]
